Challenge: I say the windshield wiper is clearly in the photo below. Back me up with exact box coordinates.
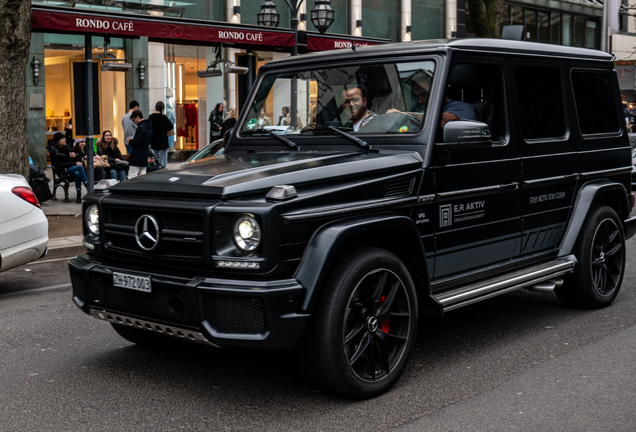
[309,125,371,151]
[242,129,299,150]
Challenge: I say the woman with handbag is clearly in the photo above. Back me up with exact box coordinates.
[96,130,128,182]
[149,101,174,169]
[72,138,108,181]
[209,102,224,143]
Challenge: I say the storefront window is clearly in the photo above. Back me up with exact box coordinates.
[586,20,597,49]
[307,0,349,35]
[362,1,400,42]
[165,45,208,151]
[32,0,190,17]
[573,16,586,47]
[512,6,523,27]
[525,9,537,41]
[562,14,572,46]
[412,0,445,41]
[539,12,549,43]
[182,0,225,21]
[551,13,562,44]
[44,35,126,149]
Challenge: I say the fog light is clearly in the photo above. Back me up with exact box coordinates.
[216,260,260,269]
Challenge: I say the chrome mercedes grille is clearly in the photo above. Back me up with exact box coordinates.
[103,207,206,260]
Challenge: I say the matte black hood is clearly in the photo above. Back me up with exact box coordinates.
[111,151,423,199]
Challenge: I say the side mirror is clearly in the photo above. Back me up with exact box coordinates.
[438,120,492,149]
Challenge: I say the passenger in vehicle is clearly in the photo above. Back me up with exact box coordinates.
[387,72,475,127]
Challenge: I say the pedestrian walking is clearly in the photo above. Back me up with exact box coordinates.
[122,100,139,154]
[149,101,174,169]
[209,102,224,142]
[128,110,153,179]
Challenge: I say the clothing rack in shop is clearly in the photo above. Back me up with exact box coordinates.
[176,101,199,149]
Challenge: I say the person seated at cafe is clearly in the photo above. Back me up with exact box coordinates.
[72,138,108,182]
[96,130,128,182]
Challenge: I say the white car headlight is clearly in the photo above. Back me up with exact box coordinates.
[85,205,99,236]
[233,215,261,252]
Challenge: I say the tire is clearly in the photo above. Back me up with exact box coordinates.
[111,323,177,348]
[555,205,626,308]
[297,247,418,399]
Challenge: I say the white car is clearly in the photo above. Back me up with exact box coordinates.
[0,174,48,271]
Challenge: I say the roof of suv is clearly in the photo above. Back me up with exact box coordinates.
[261,38,614,71]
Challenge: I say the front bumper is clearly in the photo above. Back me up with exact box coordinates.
[69,254,309,349]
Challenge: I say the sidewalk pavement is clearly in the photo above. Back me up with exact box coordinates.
[41,166,83,217]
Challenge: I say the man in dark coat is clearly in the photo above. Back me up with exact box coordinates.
[128,110,153,179]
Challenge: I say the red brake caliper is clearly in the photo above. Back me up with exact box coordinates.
[379,295,390,333]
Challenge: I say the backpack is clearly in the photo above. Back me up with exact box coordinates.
[29,164,53,204]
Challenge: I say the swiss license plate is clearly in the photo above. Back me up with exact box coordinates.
[113,272,152,293]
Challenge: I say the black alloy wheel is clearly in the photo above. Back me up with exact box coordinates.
[555,205,625,308]
[343,268,413,383]
[589,216,623,296]
[297,247,418,399]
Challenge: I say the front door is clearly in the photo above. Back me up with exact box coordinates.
[430,57,522,280]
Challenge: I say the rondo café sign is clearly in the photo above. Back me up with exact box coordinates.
[32,10,296,47]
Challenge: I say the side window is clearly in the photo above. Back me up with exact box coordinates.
[571,70,620,135]
[444,62,506,142]
[515,66,566,140]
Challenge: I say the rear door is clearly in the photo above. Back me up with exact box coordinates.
[511,60,578,257]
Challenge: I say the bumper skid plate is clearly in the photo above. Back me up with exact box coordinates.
[90,309,221,347]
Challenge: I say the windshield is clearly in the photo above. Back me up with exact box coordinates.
[239,60,436,138]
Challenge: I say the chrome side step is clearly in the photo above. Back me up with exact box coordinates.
[433,258,575,313]
[90,309,220,347]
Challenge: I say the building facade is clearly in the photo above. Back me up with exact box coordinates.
[28,0,447,167]
[27,0,635,168]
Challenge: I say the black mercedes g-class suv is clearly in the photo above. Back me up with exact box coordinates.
[70,38,636,399]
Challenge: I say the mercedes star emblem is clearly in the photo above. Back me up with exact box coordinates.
[134,215,160,251]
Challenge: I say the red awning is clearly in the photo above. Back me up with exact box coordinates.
[306,33,390,51]
[32,7,296,48]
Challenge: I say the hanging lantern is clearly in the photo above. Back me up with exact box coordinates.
[257,0,280,28]
[311,0,335,34]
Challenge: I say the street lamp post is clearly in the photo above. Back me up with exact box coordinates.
[258,0,334,129]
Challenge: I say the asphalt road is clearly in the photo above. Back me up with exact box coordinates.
[1,244,636,431]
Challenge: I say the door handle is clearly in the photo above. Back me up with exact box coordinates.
[501,182,519,192]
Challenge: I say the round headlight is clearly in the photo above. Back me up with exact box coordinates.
[85,205,99,236]
[233,215,261,252]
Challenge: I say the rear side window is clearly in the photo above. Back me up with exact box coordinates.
[571,70,620,135]
[515,66,566,140]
